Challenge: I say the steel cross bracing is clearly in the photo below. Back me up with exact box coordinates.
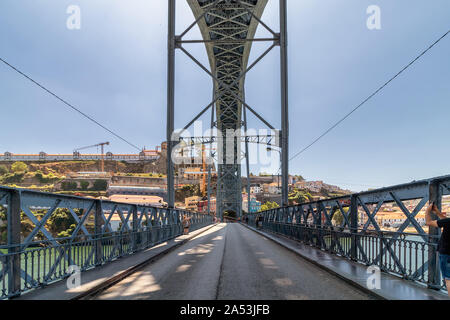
[185,0,270,219]
[168,0,289,219]
[0,186,213,299]
[178,134,280,148]
[246,175,450,291]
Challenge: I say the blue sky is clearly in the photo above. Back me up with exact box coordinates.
[0,0,449,191]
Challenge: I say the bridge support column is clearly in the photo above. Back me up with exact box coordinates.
[7,190,21,297]
[280,0,289,208]
[166,0,176,209]
[428,180,441,289]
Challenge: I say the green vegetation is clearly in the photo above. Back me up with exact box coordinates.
[61,181,78,191]
[47,209,77,235]
[1,172,25,184]
[0,207,84,245]
[0,164,63,188]
[92,179,107,191]
[288,188,313,205]
[0,165,8,175]
[332,207,349,226]
[176,184,201,202]
[34,170,60,184]
[60,179,107,192]
[80,180,89,190]
[11,161,28,173]
[56,190,106,197]
[260,201,280,212]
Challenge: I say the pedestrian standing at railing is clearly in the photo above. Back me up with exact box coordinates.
[426,202,450,297]
[182,214,192,235]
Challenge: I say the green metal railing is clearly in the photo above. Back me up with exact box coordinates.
[245,175,450,291]
[0,186,214,299]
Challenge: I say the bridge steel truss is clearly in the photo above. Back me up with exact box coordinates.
[246,175,450,291]
[0,186,213,299]
[167,0,289,219]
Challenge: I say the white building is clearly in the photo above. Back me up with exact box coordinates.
[250,185,262,194]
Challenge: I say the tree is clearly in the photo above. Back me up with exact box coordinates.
[34,170,59,184]
[80,180,89,190]
[0,206,6,221]
[61,181,78,190]
[92,179,107,191]
[11,161,28,173]
[47,208,76,235]
[288,188,313,205]
[3,172,25,184]
[0,165,8,175]
[332,207,349,227]
[260,201,280,212]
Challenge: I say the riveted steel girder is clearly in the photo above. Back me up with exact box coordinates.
[187,0,268,218]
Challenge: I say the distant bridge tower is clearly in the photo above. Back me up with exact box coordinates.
[167,0,289,219]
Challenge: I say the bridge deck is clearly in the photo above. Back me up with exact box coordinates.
[17,224,448,300]
[95,224,370,300]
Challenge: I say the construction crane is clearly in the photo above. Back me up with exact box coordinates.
[74,142,110,172]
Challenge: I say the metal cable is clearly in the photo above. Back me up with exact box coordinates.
[290,29,450,162]
[0,57,142,151]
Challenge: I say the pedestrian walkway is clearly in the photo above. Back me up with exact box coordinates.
[242,224,448,300]
[17,224,218,300]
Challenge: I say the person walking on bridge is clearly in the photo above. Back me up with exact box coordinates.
[426,202,450,297]
[182,214,192,235]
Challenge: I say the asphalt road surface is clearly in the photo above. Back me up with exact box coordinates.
[95,223,372,300]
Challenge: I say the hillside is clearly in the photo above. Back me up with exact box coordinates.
[0,158,166,194]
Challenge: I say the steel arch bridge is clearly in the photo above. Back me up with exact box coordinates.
[167,0,289,219]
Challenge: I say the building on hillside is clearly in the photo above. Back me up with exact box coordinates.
[108,194,166,208]
[107,186,167,201]
[374,212,426,228]
[256,193,282,207]
[185,196,202,211]
[294,180,348,194]
[56,176,110,191]
[250,184,262,194]
[295,181,324,193]
[142,149,160,157]
[242,194,261,213]
[197,198,216,215]
[263,182,281,195]
[69,172,112,179]
[323,183,340,193]
[0,152,159,162]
